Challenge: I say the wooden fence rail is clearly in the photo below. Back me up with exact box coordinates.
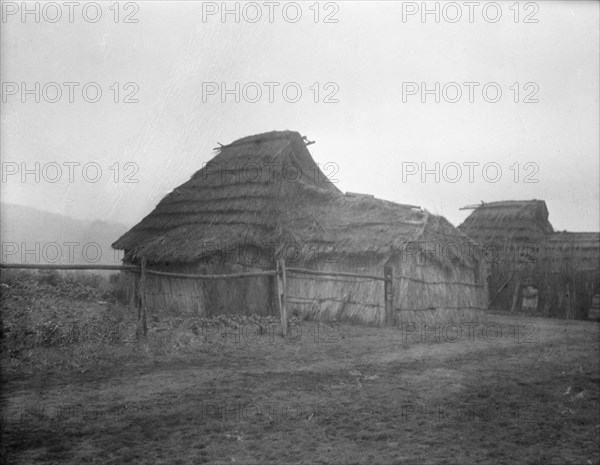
[286,267,386,282]
[0,263,138,271]
[1,263,386,282]
[0,263,278,279]
[145,269,278,280]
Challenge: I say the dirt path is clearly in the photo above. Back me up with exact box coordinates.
[2,315,599,464]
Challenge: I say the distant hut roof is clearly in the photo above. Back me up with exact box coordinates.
[548,231,600,245]
[113,130,479,265]
[543,231,600,271]
[458,200,554,244]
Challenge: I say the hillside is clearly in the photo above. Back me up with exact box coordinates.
[0,203,129,266]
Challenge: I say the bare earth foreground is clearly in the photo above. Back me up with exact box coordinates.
[1,280,599,465]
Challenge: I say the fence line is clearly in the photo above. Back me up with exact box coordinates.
[1,262,394,331]
[0,263,137,271]
[145,269,277,280]
[287,295,383,309]
[396,306,488,312]
[1,262,383,282]
[287,274,375,284]
[393,275,485,287]
[286,267,386,282]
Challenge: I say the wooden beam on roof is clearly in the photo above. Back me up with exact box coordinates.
[302,135,315,146]
[346,192,374,198]
[459,201,486,210]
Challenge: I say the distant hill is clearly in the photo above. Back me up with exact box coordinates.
[1,203,129,266]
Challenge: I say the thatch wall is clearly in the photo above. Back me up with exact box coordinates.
[536,232,600,319]
[118,237,487,326]
[286,256,386,325]
[479,241,542,311]
[392,256,486,323]
[284,258,487,327]
[118,259,277,319]
[285,255,486,326]
[285,211,488,326]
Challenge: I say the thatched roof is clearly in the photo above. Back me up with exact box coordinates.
[290,195,424,256]
[543,231,600,271]
[458,200,554,244]
[459,199,600,273]
[113,130,479,266]
[113,131,336,262]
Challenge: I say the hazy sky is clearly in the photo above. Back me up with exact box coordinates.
[1,1,599,231]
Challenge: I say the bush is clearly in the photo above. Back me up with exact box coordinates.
[38,269,61,286]
[0,269,114,301]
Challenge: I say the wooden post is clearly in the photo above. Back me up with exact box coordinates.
[490,271,513,308]
[132,271,139,308]
[384,265,394,326]
[276,258,288,336]
[510,276,521,314]
[138,258,148,337]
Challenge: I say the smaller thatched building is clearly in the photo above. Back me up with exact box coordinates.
[113,131,488,325]
[285,192,488,324]
[541,231,600,319]
[459,200,600,319]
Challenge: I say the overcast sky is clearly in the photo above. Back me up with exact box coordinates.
[1,1,599,232]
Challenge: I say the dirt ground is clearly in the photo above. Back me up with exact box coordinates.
[1,276,599,464]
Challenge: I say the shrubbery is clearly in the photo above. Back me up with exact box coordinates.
[1,269,117,301]
[1,269,138,372]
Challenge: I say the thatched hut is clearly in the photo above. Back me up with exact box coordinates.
[113,130,487,325]
[458,200,600,319]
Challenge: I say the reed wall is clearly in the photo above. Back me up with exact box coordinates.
[118,250,488,325]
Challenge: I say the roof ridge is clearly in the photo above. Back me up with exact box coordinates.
[216,130,301,150]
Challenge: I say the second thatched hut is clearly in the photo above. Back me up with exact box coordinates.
[458,200,600,319]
